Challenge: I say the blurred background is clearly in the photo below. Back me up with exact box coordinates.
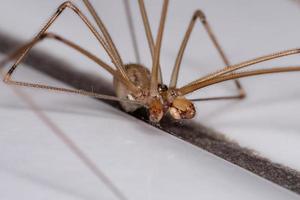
[0,0,300,199]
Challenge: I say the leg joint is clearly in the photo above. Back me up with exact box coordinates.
[193,10,206,22]
[58,1,78,12]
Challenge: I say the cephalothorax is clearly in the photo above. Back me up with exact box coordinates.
[113,63,196,122]
[2,0,300,123]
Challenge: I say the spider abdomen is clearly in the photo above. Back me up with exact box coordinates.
[113,64,151,112]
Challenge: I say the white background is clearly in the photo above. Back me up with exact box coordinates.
[0,0,300,199]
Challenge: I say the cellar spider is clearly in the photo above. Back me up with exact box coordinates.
[2,0,300,123]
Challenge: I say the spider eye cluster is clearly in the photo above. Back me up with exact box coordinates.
[158,84,168,93]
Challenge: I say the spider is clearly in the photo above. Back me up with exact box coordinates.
[2,0,300,123]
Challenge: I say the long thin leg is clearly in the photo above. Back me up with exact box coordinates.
[170,10,245,98]
[3,1,138,93]
[150,0,169,96]
[66,1,137,91]
[137,0,163,84]
[44,32,117,76]
[179,48,300,96]
[0,42,32,69]
[188,65,300,102]
[123,0,141,63]
[3,33,141,105]
[2,4,143,105]
[81,0,127,77]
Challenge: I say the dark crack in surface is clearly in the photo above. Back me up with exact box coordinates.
[0,31,299,194]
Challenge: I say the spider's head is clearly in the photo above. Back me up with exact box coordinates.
[169,96,196,120]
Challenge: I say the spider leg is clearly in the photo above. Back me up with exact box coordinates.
[137,0,164,84]
[81,0,129,78]
[189,65,300,102]
[150,0,169,96]
[178,49,300,97]
[2,2,143,105]
[170,9,245,99]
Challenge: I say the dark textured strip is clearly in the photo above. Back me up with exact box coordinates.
[0,31,299,194]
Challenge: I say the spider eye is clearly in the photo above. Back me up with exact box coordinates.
[158,84,168,93]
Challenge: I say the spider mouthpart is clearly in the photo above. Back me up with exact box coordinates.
[148,98,164,123]
[169,97,196,120]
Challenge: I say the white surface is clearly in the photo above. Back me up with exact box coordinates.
[0,0,300,199]
[0,69,299,200]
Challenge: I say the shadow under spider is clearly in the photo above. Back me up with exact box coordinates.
[1,31,300,194]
